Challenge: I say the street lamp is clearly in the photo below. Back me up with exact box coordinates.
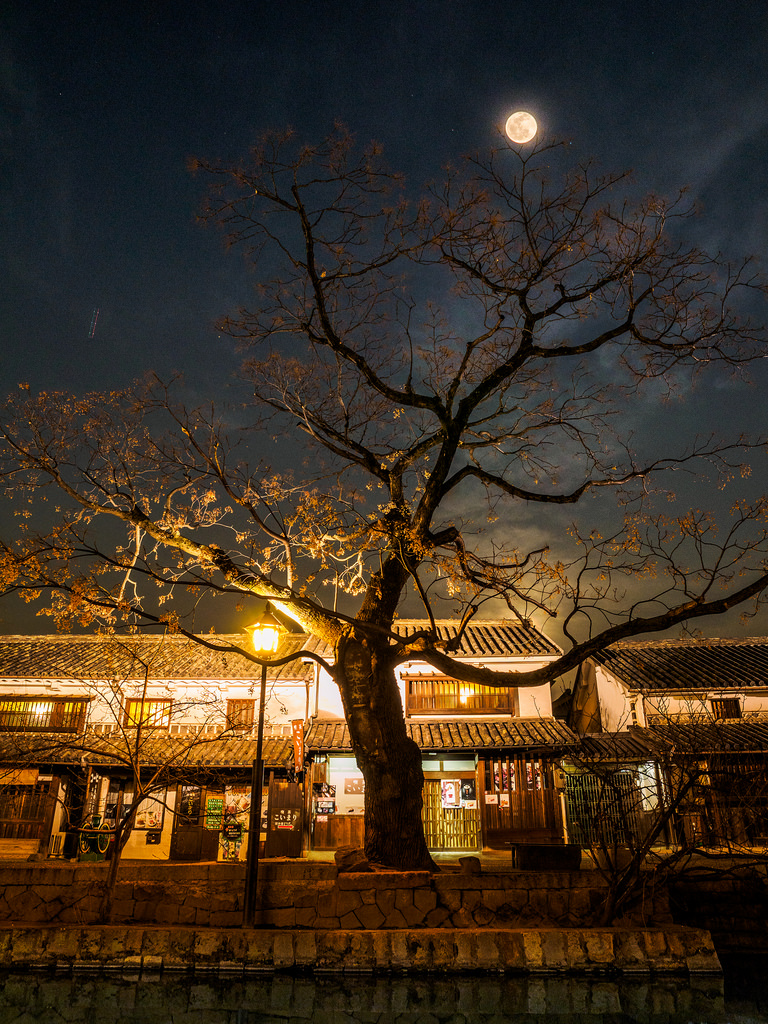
[242,607,284,927]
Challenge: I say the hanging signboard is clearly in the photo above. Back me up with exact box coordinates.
[292,718,304,771]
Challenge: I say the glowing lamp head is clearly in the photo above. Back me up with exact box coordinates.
[247,608,283,654]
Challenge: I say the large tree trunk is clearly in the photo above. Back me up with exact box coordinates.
[337,635,435,871]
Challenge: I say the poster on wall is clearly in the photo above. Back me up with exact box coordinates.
[460,780,477,809]
[441,779,461,808]
[313,782,336,798]
[344,777,365,794]
[219,785,250,862]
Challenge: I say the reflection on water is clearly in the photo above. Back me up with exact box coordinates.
[0,971,754,1024]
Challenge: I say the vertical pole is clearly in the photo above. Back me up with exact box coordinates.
[243,662,267,927]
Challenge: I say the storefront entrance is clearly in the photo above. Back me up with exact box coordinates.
[480,754,564,847]
[169,784,223,861]
[421,777,480,850]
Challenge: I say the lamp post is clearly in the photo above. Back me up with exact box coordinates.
[242,608,283,928]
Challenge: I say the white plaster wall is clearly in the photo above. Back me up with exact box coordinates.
[595,666,634,732]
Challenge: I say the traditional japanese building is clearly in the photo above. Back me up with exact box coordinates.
[0,619,578,860]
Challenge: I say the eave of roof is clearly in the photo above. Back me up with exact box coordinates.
[593,637,768,692]
[392,620,561,659]
[0,731,293,769]
[306,717,577,754]
[0,634,320,683]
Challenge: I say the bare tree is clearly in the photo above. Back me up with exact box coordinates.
[2,126,768,868]
[565,712,768,924]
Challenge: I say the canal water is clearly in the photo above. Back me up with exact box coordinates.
[1,964,767,1024]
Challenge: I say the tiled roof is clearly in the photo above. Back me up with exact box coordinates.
[593,637,768,692]
[0,620,558,684]
[392,619,560,659]
[647,715,768,754]
[0,634,319,683]
[0,730,293,769]
[306,717,576,754]
[571,730,663,762]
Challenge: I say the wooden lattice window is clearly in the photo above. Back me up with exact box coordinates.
[226,699,255,730]
[406,677,516,715]
[0,697,88,733]
[123,699,172,729]
[711,697,741,720]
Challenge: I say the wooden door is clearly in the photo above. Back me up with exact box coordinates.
[170,784,222,861]
[265,777,303,857]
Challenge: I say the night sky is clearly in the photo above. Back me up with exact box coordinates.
[2,1,768,638]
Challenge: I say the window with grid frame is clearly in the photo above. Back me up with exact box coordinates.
[710,697,741,720]
[123,698,173,729]
[406,677,517,715]
[0,697,88,733]
[226,699,255,731]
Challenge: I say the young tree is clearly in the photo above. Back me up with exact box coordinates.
[3,127,768,868]
[0,637,246,922]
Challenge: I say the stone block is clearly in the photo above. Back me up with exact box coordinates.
[461,889,482,912]
[413,888,437,914]
[547,890,569,922]
[347,931,375,970]
[355,902,385,929]
[295,907,318,928]
[10,930,45,964]
[472,905,495,927]
[316,891,338,918]
[475,932,501,970]
[244,930,275,968]
[454,932,476,969]
[438,888,461,912]
[375,890,396,917]
[613,930,647,971]
[273,932,294,968]
[394,888,414,912]
[540,930,568,970]
[293,930,317,966]
[336,889,363,917]
[154,904,181,925]
[383,909,407,928]
[340,910,363,929]
[314,915,341,929]
[401,900,427,926]
[209,911,243,928]
[458,856,482,874]
[522,930,543,969]
[583,930,615,965]
[450,908,474,928]
[424,906,451,927]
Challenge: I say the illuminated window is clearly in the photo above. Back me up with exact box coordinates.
[406,677,516,715]
[123,699,172,729]
[0,698,88,733]
[226,699,255,730]
[711,697,741,720]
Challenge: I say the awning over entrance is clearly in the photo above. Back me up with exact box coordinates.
[0,730,294,771]
[306,717,578,755]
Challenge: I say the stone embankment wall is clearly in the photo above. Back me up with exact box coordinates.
[0,923,720,975]
[0,861,670,929]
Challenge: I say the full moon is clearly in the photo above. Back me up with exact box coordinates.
[505,111,537,144]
